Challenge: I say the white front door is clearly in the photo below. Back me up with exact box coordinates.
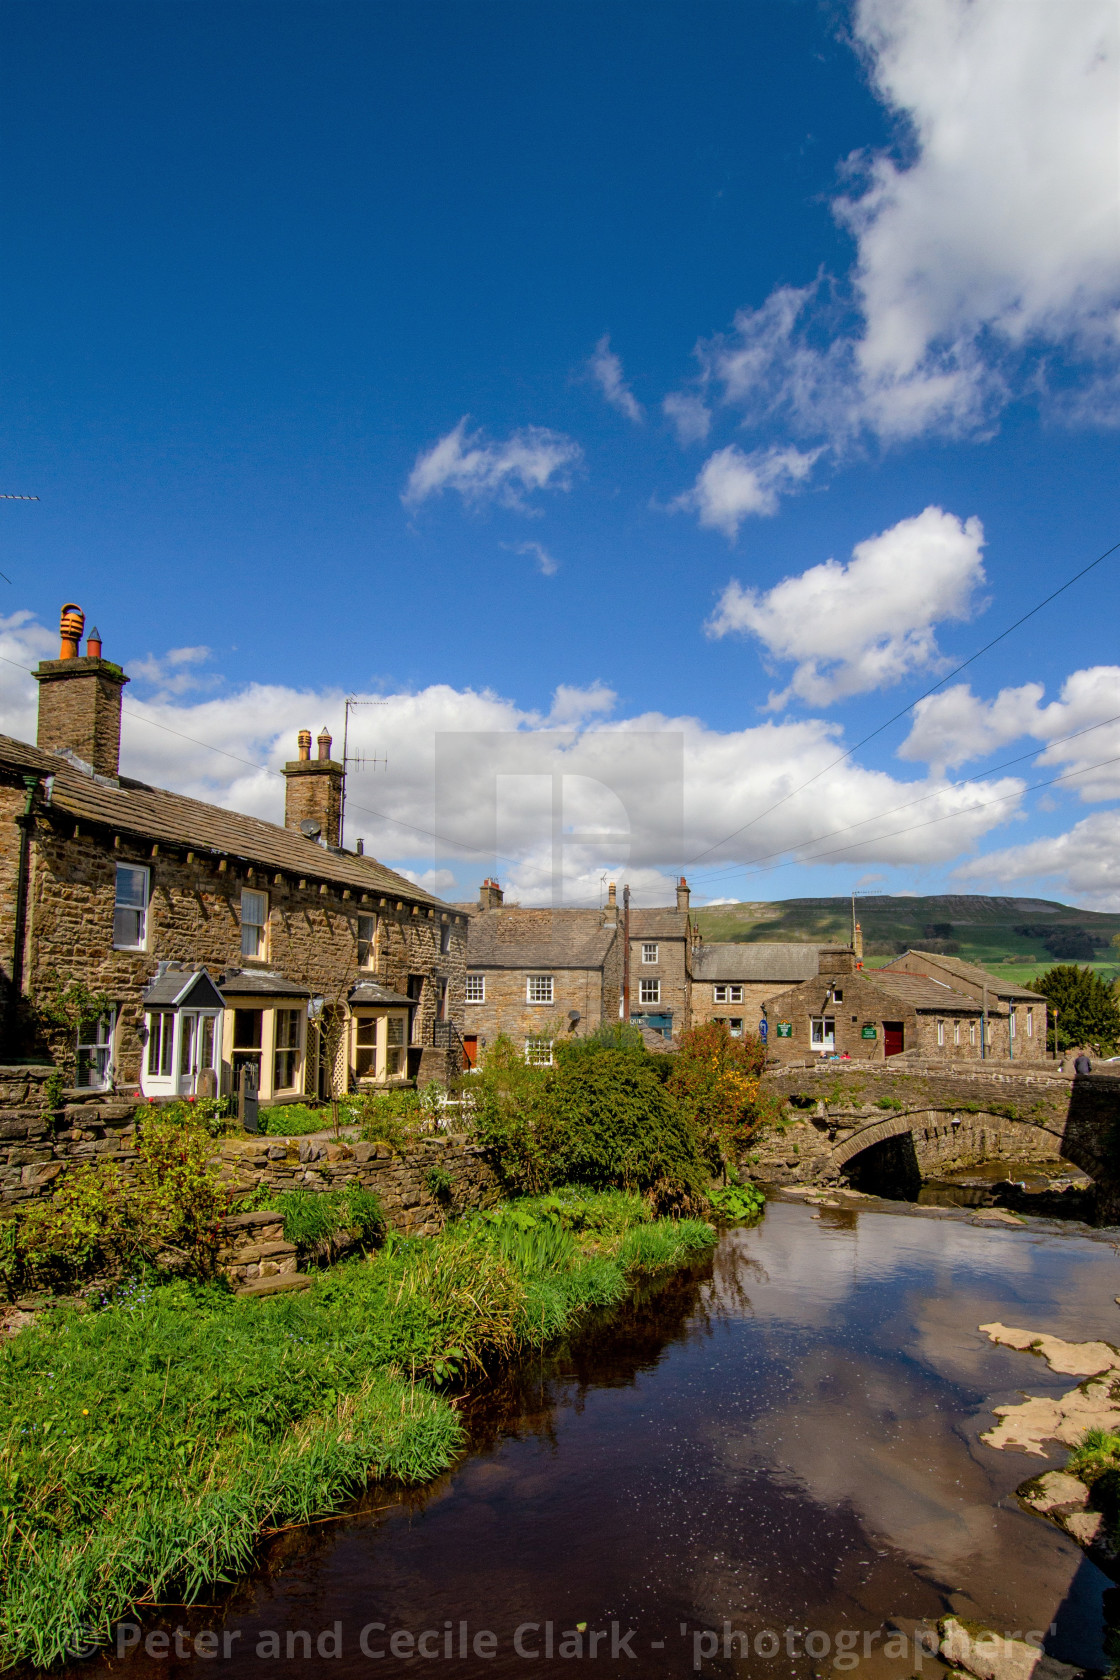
[178,1011,220,1096]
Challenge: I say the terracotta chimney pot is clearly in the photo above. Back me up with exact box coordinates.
[86,626,102,659]
[317,727,332,762]
[59,604,84,660]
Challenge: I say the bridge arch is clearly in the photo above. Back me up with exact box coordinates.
[825,1108,1066,1178]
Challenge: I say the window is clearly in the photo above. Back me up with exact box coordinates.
[1010,1010,1017,1039]
[713,984,743,1004]
[729,1018,744,1038]
[240,890,268,959]
[1027,1007,1034,1039]
[465,974,485,1003]
[970,1020,977,1046]
[386,1014,405,1076]
[954,1019,960,1047]
[357,914,377,968]
[832,988,844,1003]
[146,1012,174,1078]
[113,864,148,949]
[937,1019,945,1047]
[641,943,659,964]
[355,1016,377,1078]
[274,1008,301,1089]
[810,1017,835,1051]
[527,975,554,1004]
[639,979,661,1005]
[525,1037,553,1066]
[440,922,452,955]
[76,1008,115,1089]
[232,1008,263,1092]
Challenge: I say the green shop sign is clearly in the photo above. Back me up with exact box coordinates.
[775,1021,793,1038]
[861,1025,878,1039]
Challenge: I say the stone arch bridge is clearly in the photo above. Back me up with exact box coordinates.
[750,1061,1120,1213]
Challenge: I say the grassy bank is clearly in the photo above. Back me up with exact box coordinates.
[0,1191,714,1668]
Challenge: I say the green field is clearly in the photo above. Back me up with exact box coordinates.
[691,893,1120,989]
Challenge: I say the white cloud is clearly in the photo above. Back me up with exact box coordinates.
[706,505,986,706]
[546,683,617,726]
[0,604,1037,908]
[900,665,1120,797]
[130,645,216,698]
[672,443,818,538]
[0,610,56,742]
[503,539,559,577]
[662,390,711,446]
[693,0,1120,448]
[955,812,1120,911]
[403,417,582,512]
[587,336,643,423]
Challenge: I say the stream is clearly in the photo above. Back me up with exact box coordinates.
[84,1200,1120,1680]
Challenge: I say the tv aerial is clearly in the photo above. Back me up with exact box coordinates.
[339,695,389,850]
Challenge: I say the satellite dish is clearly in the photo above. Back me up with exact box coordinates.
[300,818,321,839]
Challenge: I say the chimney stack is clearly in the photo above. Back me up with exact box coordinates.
[34,604,128,779]
[283,726,344,847]
[603,881,618,926]
[479,877,504,911]
[676,875,690,913]
[854,921,863,967]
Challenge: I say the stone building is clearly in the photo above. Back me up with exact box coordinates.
[626,878,692,1040]
[689,940,855,1038]
[460,879,623,1066]
[877,950,1048,1062]
[0,604,468,1100]
[761,964,991,1063]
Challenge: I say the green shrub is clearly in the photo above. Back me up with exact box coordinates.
[707,1180,766,1223]
[1066,1429,1120,1539]
[1,1110,230,1293]
[353,1088,425,1151]
[423,1163,454,1202]
[666,1022,781,1155]
[257,1102,330,1137]
[1030,965,1120,1053]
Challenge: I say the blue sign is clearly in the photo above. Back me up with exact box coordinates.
[758,1018,768,1043]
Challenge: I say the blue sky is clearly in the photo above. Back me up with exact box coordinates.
[3,0,1119,908]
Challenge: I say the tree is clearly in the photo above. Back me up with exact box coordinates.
[1030,965,1120,1055]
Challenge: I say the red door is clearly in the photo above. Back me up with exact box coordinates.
[462,1035,478,1069]
[883,1021,904,1057]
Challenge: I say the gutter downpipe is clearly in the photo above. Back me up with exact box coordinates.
[622,884,631,1024]
[7,774,40,1054]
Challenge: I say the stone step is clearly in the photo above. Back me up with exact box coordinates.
[235,1273,311,1299]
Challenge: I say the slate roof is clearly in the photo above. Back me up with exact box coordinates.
[0,732,447,909]
[216,969,312,998]
[691,942,827,983]
[629,908,690,939]
[865,971,982,1013]
[348,979,414,1007]
[140,967,227,1010]
[879,950,1045,1002]
[466,908,617,970]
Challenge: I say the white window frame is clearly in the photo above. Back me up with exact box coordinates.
[954,1019,960,1047]
[970,1020,977,1046]
[240,889,269,960]
[1027,1007,1033,1039]
[524,1037,553,1067]
[76,1006,117,1090]
[527,974,554,1004]
[810,1016,836,1052]
[641,942,659,964]
[146,1011,175,1081]
[1010,1010,1017,1039]
[714,984,744,1005]
[113,863,149,950]
[440,921,452,955]
[357,914,377,969]
[937,1019,945,1047]
[465,974,485,1004]
[273,1007,303,1091]
[728,1018,744,1038]
[639,979,661,1005]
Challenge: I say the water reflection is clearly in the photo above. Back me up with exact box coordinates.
[82,1204,1120,1680]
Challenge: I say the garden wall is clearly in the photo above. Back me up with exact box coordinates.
[0,1063,502,1232]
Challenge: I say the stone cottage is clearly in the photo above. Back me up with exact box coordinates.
[761,964,990,1063]
[877,950,1048,1062]
[459,878,623,1066]
[0,604,469,1101]
[689,940,855,1038]
[626,878,692,1040]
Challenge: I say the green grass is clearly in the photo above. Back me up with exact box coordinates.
[257,1102,333,1136]
[0,1193,715,1666]
[247,1186,386,1256]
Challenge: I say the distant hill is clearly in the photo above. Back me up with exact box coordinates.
[690,894,1120,989]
